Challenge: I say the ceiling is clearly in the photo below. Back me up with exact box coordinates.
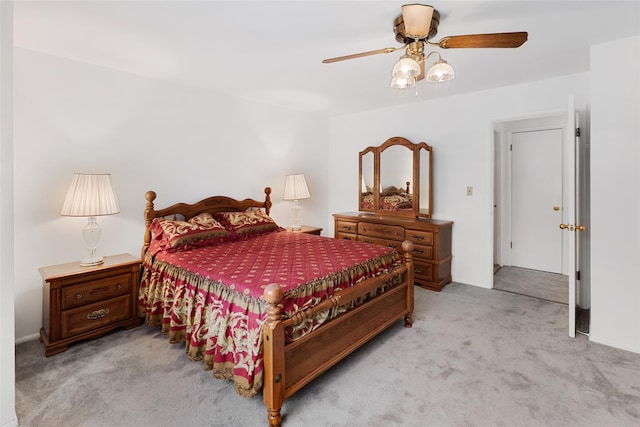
[13,1,640,115]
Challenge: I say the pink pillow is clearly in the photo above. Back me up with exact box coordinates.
[150,213,232,252]
[214,210,281,239]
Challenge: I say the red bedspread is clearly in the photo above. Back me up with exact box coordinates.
[138,230,399,397]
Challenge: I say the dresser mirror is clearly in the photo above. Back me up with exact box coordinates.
[359,136,433,218]
[359,147,375,212]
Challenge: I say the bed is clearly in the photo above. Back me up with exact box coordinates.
[138,187,414,426]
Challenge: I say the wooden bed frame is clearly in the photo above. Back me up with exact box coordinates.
[142,187,414,427]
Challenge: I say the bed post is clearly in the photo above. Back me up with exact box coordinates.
[264,187,272,215]
[263,283,285,427]
[142,191,157,259]
[402,240,415,328]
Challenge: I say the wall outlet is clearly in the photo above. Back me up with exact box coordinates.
[466,186,473,196]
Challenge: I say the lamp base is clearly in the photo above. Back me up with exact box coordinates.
[290,199,302,231]
[81,217,104,267]
[80,255,104,267]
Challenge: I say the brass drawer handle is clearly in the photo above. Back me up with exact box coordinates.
[387,244,396,248]
[414,249,424,254]
[342,226,352,230]
[415,268,424,274]
[117,284,122,289]
[87,308,110,320]
[76,293,83,299]
[90,286,109,294]
[411,235,424,241]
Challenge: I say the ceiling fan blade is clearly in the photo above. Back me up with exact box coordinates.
[401,4,434,39]
[437,32,528,49]
[322,47,400,64]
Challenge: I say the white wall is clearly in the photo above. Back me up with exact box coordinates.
[328,74,589,288]
[589,36,640,353]
[13,48,330,341]
[0,2,17,425]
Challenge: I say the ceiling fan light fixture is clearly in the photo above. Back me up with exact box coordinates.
[392,56,421,78]
[401,4,434,39]
[426,58,455,83]
[390,74,416,89]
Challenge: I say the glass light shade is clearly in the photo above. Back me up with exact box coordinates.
[392,57,421,78]
[426,59,455,83]
[390,74,416,89]
[401,4,434,39]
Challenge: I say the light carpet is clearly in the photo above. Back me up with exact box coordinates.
[494,266,569,305]
[15,282,640,427]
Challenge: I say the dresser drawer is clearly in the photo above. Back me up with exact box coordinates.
[414,262,434,283]
[61,273,131,310]
[61,295,131,339]
[357,236,402,251]
[411,243,434,260]
[336,220,358,234]
[406,229,434,246]
[336,232,357,241]
[358,222,404,241]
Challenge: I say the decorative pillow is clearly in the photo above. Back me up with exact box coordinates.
[214,210,281,238]
[150,214,232,252]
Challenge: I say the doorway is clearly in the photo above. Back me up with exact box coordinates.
[493,114,570,305]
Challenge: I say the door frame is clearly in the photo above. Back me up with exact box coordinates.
[492,112,570,274]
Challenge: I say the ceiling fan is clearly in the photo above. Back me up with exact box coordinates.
[322,4,528,89]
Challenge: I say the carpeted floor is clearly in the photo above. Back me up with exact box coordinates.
[15,282,640,427]
[494,266,569,304]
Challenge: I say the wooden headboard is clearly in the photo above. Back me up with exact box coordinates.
[142,187,272,257]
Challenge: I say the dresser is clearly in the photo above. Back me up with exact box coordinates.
[333,212,453,291]
[39,253,142,356]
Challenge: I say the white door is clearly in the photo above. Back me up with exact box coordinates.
[564,99,578,337]
[511,129,564,273]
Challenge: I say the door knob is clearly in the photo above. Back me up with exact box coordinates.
[559,223,568,230]
[553,206,560,211]
[576,225,586,231]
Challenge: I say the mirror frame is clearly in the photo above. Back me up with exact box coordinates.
[359,136,433,218]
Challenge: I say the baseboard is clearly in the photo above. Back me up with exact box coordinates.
[589,335,640,355]
[14,332,39,345]
[0,415,18,427]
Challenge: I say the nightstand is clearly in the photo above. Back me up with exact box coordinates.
[39,253,142,356]
[288,225,322,235]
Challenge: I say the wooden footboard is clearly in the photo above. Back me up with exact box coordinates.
[262,241,414,427]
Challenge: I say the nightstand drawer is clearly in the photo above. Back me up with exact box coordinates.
[358,222,404,241]
[61,295,131,339]
[61,273,131,310]
[406,229,434,246]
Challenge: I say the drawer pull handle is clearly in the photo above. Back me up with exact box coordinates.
[412,235,424,241]
[117,284,122,289]
[76,293,82,299]
[414,249,424,254]
[363,240,373,244]
[87,308,110,320]
[387,244,396,248]
[90,286,109,294]
[415,268,424,274]
[342,226,352,230]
